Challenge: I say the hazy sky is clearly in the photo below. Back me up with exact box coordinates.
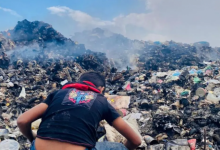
[1,0,220,46]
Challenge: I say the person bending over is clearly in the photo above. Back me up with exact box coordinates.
[17,72,141,150]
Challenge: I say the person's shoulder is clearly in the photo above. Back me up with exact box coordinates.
[96,93,106,100]
[50,89,69,98]
[50,89,62,95]
[95,94,108,104]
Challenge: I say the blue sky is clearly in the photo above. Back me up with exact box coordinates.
[1,0,220,46]
[0,0,147,30]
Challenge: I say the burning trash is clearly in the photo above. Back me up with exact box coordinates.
[0,20,219,150]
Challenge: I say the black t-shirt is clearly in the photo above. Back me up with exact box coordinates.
[37,88,120,148]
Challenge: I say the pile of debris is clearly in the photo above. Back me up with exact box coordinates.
[102,60,220,150]
[1,19,71,48]
[139,43,200,71]
[0,52,110,149]
[0,20,219,150]
[0,34,15,51]
[72,28,220,71]
[0,20,109,72]
[0,56,220,150]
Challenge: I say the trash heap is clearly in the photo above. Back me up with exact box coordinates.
[0,59,218,150]
[72,28,220,71]
[0,20,219,150]
[139,43,201,71]
[0,52,109,150]
[102,61,220,150]
[0,34,15,51]
[0,20,110,72]
[1,19,72,48]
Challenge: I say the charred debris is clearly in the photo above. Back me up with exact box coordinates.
[0,20,220,150]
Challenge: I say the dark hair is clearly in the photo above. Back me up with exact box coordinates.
[78,71,106,88]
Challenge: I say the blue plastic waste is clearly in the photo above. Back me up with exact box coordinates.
[189,69,197,75]
[197,70,203,74]
[172,72,181,76]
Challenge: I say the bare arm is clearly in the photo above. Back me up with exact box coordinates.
[17,103,48,142]
[112,117,141,150]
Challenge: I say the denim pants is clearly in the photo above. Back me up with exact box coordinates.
[30,140,128,150]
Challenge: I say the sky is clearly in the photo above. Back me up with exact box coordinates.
[0,0,220,46]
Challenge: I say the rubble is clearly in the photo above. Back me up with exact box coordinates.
[0,19,219,150]
[72,28,220,71]
[102,60,220,150]
[0,34,15,51]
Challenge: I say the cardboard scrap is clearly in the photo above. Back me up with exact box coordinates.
[105,95,131,109]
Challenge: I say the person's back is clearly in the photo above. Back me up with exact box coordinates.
[17,72,141,150]
[36,85,120,149]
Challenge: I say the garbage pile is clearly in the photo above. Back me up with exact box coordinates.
[0,33,15,51]
[73,28,220,71]
[0,52,110,150]
[139,43,200,71]
[103,61,220,150]
[0,20,109,72]
[0,20,219,150]
[0,58,219,150]
[1,19,72,48]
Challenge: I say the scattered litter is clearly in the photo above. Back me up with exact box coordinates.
[19,87,26,98]
[0,19,220,150]
[0,139,20,150]
[60,80,68,86]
